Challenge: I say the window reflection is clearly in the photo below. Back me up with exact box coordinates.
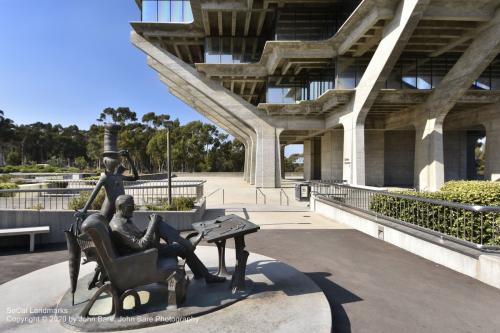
[266,73,335,103]
[274,2,361,41]
[141,0,193,23]
[204,37,266,64]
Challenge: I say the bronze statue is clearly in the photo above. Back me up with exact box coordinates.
[109,195,225,284]
[76,124,138,222]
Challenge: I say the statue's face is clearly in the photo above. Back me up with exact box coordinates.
[103,157,120,171]
[120,199,135,218]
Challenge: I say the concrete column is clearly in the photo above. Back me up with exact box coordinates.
[341,119,365,186]
[365,129,385,187]
[303,140,313,181]
[321,131,333,180]
[484,121,500,181]
[243,141,249,182]
[331,128,344,181]
[249,136,256,185]
[280,145,286,179]
[255,126,282,188]
[414,119,445,191]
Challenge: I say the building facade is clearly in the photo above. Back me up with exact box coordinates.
[131,0,500,190]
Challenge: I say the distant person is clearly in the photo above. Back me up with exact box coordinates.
[109,195,225,284]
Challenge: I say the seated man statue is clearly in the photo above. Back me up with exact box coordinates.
[109,195,225,284]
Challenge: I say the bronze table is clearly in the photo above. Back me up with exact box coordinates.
[192,214,259,293]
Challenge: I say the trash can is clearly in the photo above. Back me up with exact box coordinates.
[295,183,311,201]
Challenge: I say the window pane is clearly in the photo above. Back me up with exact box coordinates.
[142,1,158,22]
[158,1,170,22]
[171,0,183,22]
[183,1,193,22]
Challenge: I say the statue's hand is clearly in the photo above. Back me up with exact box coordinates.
[74,210,86,221]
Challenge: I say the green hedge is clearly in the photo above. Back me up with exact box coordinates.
[146,197,195,211]
[68,189,106,211]
[0,165,79,174]
[0,183,18,197]
[369,181,500,246]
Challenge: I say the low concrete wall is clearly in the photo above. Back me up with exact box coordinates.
[311,195,500,290]
[0,199,206,245]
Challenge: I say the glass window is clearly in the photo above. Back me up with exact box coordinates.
[205,38,220,63]
[142,1,158,22]
[158,0,171,22]
[417,58,432,89]
[142,1,193,23]
[183,1,194,22]
[170,0,183,22]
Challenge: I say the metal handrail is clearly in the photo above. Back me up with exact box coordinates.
[311,181,500,213]
[310,181,500,251]
[255,187,266,204]
[280,188,289,206]
[0,181,205,210]
[204,187,225,204]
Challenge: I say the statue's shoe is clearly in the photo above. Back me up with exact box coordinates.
[187,232,204,249]
[205,274,226,284]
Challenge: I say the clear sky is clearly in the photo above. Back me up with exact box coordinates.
[0,0,302,157]
[0,0,205,129]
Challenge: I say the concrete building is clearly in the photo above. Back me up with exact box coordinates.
[131,0,500,190]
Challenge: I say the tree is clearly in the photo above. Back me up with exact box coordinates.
[0,110,15,166]
[97,107,137,126]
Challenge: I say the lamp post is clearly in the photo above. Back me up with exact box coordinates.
[165,120,174,205]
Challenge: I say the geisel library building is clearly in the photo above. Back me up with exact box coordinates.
[131,0,500,190]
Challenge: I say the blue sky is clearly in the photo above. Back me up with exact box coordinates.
[0,0,302,157]
[0,0,204,129]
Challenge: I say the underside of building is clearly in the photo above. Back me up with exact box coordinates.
[131,0,500,190]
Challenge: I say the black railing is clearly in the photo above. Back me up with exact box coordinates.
[311,181,500,252]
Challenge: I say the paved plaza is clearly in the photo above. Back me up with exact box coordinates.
[2,176,500,332]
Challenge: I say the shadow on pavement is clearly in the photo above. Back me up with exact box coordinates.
[306,272,362,333]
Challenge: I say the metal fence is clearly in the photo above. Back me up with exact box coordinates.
[311,181,500,252]
[0,180,205,210]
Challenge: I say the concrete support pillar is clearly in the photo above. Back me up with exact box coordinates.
[484,121,500,181]
[243,141,250,182]
[280,145,286,179]
[365,129,385,187]
[342,119,365,186]
[414,119,445,191]
[303,140,313,181]
[321,131,334,180]
[332,129,344,181]
[255,127,282,188]
[249,136,256,185]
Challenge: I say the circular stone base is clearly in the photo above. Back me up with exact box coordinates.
[58,273,253,332]
[0,246,331,333]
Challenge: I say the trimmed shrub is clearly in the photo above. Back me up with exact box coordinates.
[146,197,195,211]
[0,183,18,197]
[0,165,79,174]
[369,181,500,246]
[68,189,106,210]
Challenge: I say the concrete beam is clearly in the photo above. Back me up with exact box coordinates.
[414,9,500,191]
[332,0,429,186]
